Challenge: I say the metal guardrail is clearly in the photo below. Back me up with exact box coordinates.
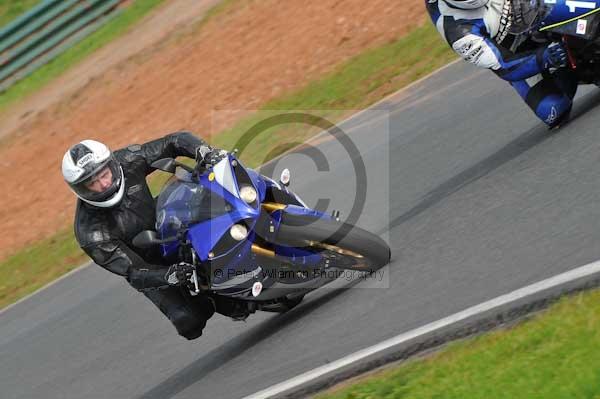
[0,0,63,44]
[0,0,122,92]
[0,0,80,56]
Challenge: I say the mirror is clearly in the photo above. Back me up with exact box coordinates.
[151,158,194,173]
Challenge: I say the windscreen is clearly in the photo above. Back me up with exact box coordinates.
[155,176,232,237]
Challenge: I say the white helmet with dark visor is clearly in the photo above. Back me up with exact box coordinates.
[62,140,125,208]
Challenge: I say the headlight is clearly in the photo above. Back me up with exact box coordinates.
[239,185,257,204]
[230,224,248,241]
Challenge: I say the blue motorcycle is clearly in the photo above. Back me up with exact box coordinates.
[511,0,600,83]
[133,153,391,315]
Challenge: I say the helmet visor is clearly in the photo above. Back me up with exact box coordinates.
[70,156,123,203]
[509,0,553,34]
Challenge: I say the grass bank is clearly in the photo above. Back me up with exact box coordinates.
[0,0,169,112]
[0,0,39,28]
[0,22,455,309]
[316,288,600,399]
[0,228,88,309]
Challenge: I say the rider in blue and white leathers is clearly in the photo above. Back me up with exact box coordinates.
[426,0,575,127]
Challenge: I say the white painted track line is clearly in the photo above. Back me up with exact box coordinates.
[242,259,600,399]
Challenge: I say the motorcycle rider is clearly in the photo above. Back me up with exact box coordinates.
[426,0,576,127]
[62,132,246,340]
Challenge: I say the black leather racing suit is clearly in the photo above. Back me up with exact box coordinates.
[74,132,215,340]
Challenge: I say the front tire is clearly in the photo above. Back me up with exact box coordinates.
[275,214,391,272]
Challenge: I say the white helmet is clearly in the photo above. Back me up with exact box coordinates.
[444,0,490,9]
[62,140,125,208]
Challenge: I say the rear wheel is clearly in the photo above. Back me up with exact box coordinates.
[275,214,391,272]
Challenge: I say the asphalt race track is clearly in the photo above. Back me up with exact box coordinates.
[3,61,600,399]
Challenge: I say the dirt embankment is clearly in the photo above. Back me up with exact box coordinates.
[0,0,426,260]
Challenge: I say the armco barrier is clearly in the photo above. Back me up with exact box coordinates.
[0,0,63,45]
[0,0,122,92]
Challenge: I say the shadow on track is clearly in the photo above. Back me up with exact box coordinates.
[382,89,600,234]
[136,279,363,399]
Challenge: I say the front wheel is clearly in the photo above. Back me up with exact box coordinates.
[275,214,391,272]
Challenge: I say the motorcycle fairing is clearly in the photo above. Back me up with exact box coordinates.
[542,12,600,37]
[187,164,262,260]
[275,203,330,219]
[540,0,600,31]
[267,204,331,262]
[245,168,267,201]
[261,174,308,208]
[158,156,261,258]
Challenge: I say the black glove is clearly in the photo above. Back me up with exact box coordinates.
[164,262,195,286]
[542,42,568,70]
[196,145,228,166]
[128,263,195,291]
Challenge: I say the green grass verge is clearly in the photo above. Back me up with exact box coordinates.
[0,0,39,28]
[0,0,168,112]
[0,228,88,309]
[316,288,600,399]
[0,22,455,309]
